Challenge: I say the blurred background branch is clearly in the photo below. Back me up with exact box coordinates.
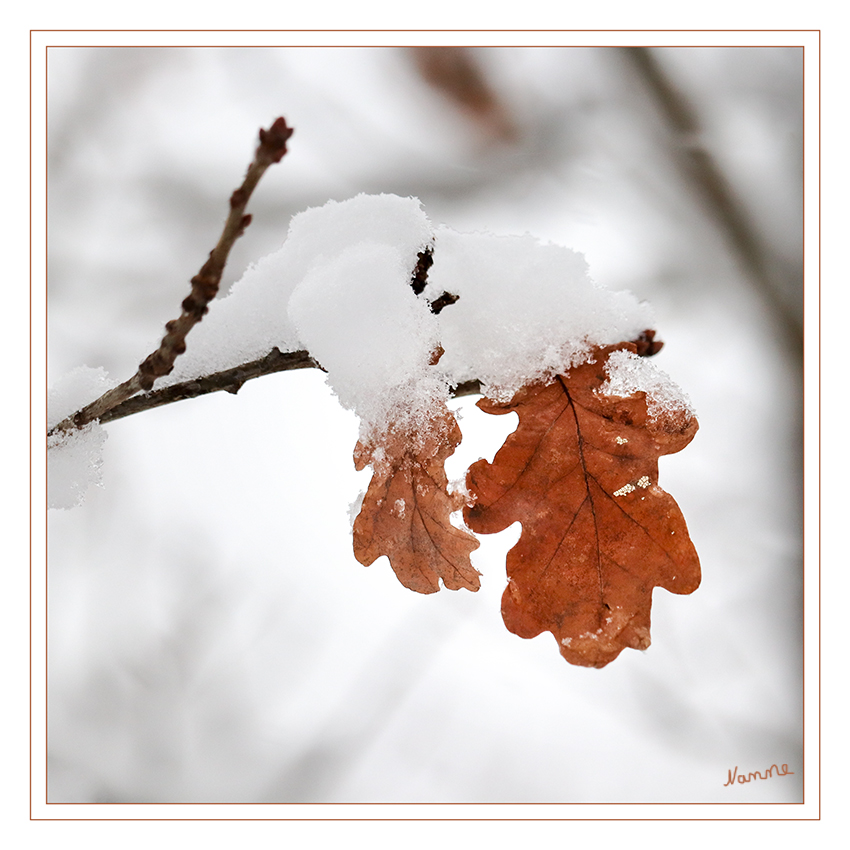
[622,47,803,357]
[46,44,805,804]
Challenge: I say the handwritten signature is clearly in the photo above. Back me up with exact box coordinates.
[724,763,794,786]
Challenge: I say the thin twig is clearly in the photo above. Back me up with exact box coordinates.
[91,330,662,426]
[59,328,662,428]
[96,353,482,425]
[49,117,293,437]
[99,349,320,424]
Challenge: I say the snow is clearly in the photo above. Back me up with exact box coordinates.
[288,238,444,439]
[189,195,654,422]
[167,193,434,386]
[162,192,654,444]
[47,367,115,510]
[47,365,115,429]
[48,424,108,510]
[45,198,689,512]
[600,347,696,421]
[347,490,366,530]
[427,226,655,399]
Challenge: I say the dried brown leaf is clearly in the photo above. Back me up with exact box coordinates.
[464,343,700,667]
[353,408,480,595]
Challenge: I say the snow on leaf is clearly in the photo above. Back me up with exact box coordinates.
[353,406,481,595]
[464,342,700,667]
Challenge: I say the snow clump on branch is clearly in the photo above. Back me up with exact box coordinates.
[425,226,655,400]
[48,193,663,507]
[286,195,442,440]
[227,192,654,436]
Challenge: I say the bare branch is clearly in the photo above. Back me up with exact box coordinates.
[50,117,294,437]
[98,349,320,424]
[95,353,482,425]
[52,328,660,431]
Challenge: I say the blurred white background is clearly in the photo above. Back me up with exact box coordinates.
[45,44,805,804]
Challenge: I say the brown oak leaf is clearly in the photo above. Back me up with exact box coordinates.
[353,408,481,595]
[464,343,700,667]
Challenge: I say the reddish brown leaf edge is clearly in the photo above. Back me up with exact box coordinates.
[352,406,481,595]
[464,342,700,668]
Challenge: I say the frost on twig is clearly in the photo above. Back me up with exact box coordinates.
[48,117,293,437]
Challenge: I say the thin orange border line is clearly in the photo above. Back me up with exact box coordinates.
[30,28,820,32]
[34,31,818,821]
[29,26,34,827]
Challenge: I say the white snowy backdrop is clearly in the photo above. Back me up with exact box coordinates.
[45,46,804,804]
